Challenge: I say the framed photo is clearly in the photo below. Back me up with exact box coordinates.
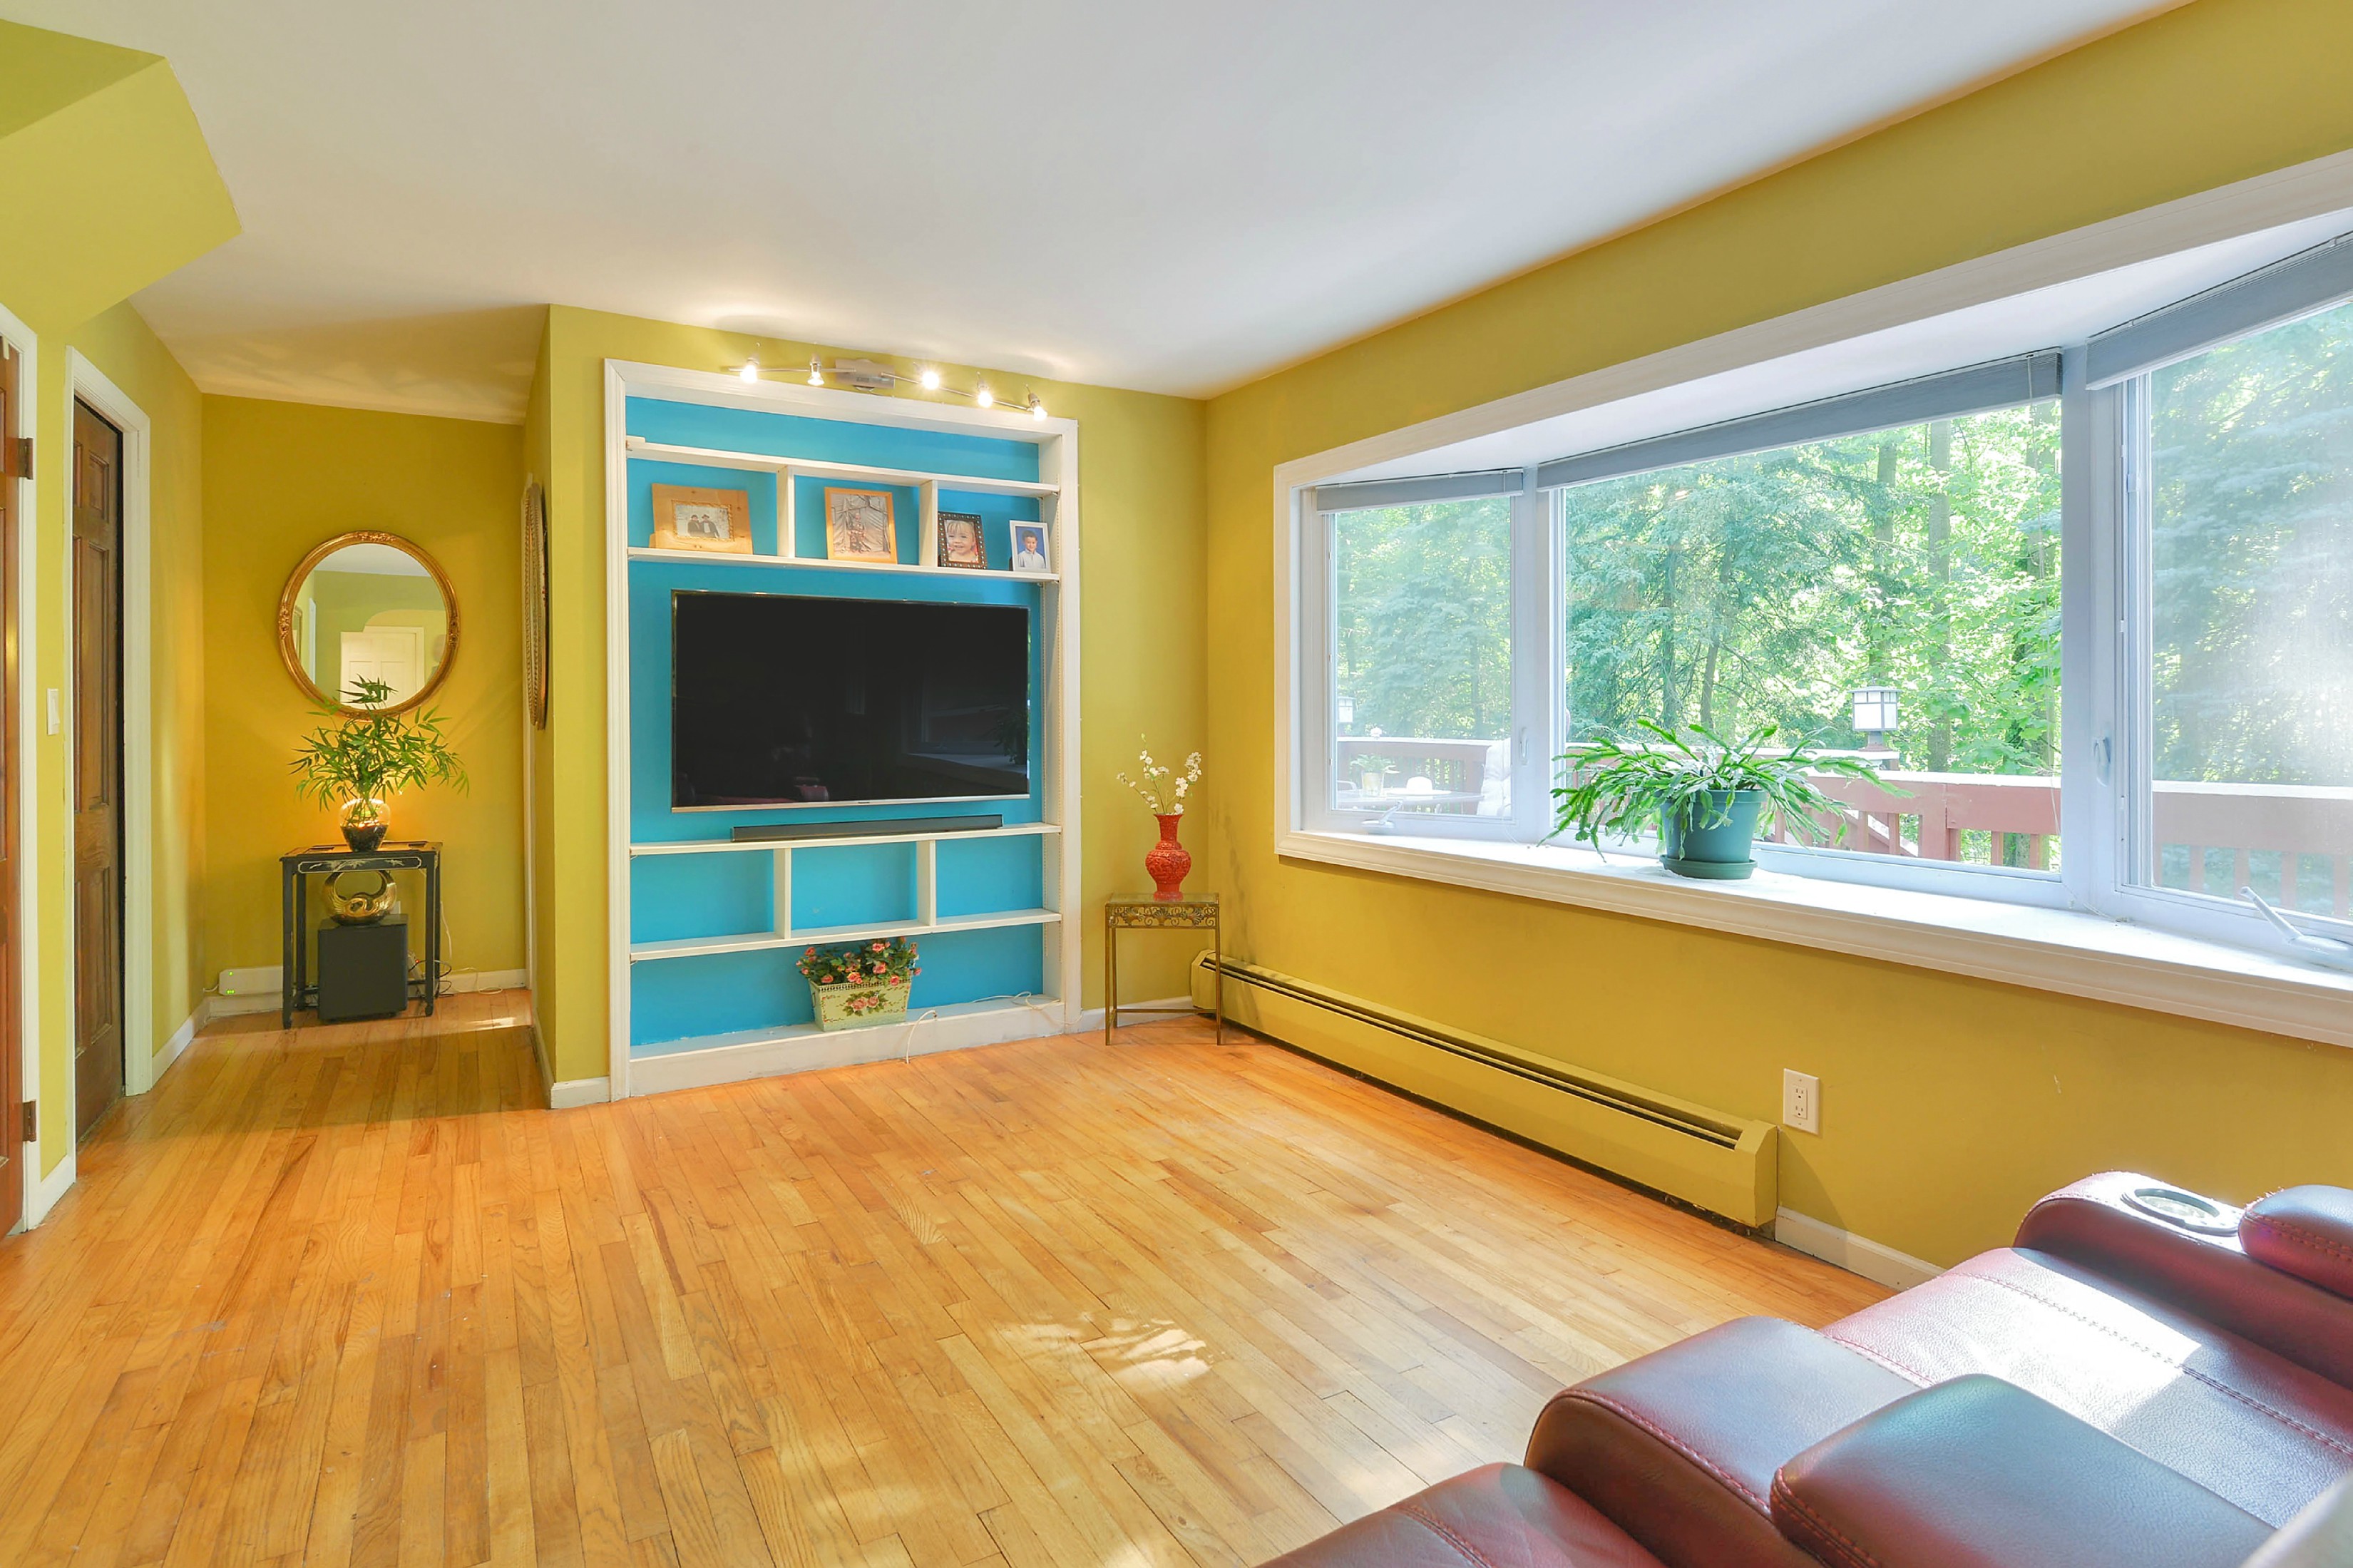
[824,486,898,564]
[650,483,752,554]
[937,510,987,569]
[1010,521,1051,574]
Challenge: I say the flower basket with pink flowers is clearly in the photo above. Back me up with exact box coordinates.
[798,937,921,1032]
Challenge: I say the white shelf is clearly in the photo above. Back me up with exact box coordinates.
[630,906,1060,963]
[627,546,1059,583]
[626,995,1073,1094]
[626,436,1060,497]
[632,821,1060,857]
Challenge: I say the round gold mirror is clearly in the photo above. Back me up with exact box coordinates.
[278,531,460,714]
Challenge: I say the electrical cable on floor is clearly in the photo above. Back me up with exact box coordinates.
[901,991,1063,1062]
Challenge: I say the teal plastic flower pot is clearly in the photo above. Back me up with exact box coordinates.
[1660,789,1763,879]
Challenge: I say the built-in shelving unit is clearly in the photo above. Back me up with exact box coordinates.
[603,361,1082,1100]
[623,433,1061,575]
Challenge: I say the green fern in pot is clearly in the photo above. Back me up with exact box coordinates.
[290,677,468,851]
[1551,719,1900,881]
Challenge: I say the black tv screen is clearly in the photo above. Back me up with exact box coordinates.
[672,591,1031,809]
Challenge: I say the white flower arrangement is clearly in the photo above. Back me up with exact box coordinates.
[1117,739,1202,815]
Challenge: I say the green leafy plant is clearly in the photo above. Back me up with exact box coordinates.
[1550,719,1901,853]
[289,677,468,826]
[798,938,919,992]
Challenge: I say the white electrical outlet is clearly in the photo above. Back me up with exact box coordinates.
[1782,1068,1822,1134]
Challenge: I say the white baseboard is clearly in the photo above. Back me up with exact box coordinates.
[208,965,532,1019]
[1774,1207,1944,1291]
[152,1009,198,1080]
[625,996,1075,1099]
[26,1147,75,1228]
[549,1076,610,1109]
[1077,996,1198,1032]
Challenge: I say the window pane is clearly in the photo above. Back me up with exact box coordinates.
[1331,496,1512,819]
[2144,300,2353,918]
[1562,401,2062,868]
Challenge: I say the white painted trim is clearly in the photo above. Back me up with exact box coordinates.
[548,1075,610,1109]
[1774,1207,1944,1292]
[66,351,154,1097]
[25,1144,72,1228]
[0,301,36,1231]
[1077,995,1196,1033]
[603,360,1085,1097]
[625,995,1072,1097]
[1280,828,2353,1047]
[152,1008,197,1082]
[205,965,531,1018]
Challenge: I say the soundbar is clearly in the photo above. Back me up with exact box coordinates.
[730,814,1004,844]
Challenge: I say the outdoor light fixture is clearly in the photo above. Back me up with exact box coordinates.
[1336,693,1355,728]
[1852,685,1900,747]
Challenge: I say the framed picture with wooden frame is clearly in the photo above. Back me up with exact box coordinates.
[824,486,898,564]
[650,483,753,554]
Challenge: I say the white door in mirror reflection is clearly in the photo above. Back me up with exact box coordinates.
[341,627,426,707]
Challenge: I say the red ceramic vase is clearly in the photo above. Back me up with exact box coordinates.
[1144,812,1191,901]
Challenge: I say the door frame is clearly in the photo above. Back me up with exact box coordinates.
[0,303,33,1228]
[64,352,153,1100]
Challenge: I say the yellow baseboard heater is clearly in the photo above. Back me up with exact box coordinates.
[1189,952,1777,1228]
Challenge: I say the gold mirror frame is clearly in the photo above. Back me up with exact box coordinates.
[277,531,461,717]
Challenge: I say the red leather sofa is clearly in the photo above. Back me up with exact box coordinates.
[1265,1174,2353,1568]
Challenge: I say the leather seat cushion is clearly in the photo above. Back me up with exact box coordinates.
[1824,1246,2353,1526]
[1259,1464,1666,1568]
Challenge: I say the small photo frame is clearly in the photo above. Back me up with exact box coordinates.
[937,511,987,569]
[1010,522,1051,574]
[824,486,898,564]
[650,484,752,554]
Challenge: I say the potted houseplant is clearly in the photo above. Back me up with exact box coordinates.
[1551,719,1900,880]
[799,938,919,1030]
[1117,739,1203,901]
[290,676,468,851]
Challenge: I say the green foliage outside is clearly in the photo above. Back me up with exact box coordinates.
[1563,404,2063,777]
[1333,496,1512,742]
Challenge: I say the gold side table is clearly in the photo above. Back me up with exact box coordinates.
[1104,896,1221,1045]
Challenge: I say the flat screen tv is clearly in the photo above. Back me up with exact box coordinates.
[672,591,1031,809]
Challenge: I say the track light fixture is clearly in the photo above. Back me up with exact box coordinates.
[720,354,1048,421]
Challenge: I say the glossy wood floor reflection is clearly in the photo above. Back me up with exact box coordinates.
[0,993,1886,1568]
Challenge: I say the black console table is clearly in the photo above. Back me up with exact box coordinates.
[280,841,442,1026]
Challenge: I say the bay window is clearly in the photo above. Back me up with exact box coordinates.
[1291,230,2353,972]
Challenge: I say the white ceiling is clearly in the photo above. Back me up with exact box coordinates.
[8,0,2174,422]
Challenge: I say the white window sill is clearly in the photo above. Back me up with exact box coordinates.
[1278,829,2353,1048]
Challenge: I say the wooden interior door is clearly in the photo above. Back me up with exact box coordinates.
[72,401,123,1142]
[0,341,21,1231]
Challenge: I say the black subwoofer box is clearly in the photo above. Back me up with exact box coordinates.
[317,916,410,1022]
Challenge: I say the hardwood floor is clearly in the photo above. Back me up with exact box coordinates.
[0,993,1885,1567]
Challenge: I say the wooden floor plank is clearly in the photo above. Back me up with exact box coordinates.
[0,995,1883,1567]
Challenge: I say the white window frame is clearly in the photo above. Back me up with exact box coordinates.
[1274,168,2353,1033]
[1297,472,1558,844]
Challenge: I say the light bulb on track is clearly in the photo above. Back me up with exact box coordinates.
[918,367,941,391]
[738,357,760,383]
[974,380,994,409]
[1028,394,1047,421]
[807,357,824,386]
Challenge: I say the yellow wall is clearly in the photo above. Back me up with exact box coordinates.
[1,19,235,1182]
[200,397,526,984]
[530,308,1206,1085]
[1200,0,2353,1267]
